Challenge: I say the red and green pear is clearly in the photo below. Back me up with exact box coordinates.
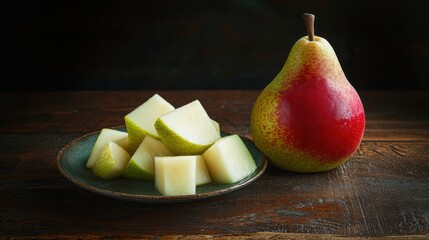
[251,14,365,172]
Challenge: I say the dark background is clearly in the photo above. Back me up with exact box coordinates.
[2,0,428,91]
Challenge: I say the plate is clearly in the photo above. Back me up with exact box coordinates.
[57,127,267,203]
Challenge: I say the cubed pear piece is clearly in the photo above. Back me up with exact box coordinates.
[195,155,211,186]
[123,136,173,180]
[202,134,257,184]
[125,94,175,154]
[155,100,221,155]
[86,128,128,168]
[154,156,196,196]
[92,141,131,180]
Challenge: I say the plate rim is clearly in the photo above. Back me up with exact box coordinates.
[57,126,268,203]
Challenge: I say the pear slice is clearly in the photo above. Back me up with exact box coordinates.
[123,136,173,180]
[202,134,257,184]
[92,141,131,180]
[195,155,211,186]
[154,156,196,196]
[86,128,128,168]
[154,100,221,155]
[125,94,175,154]
[211,119,220,136]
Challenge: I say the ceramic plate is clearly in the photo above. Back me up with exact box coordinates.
[57,127,267,203]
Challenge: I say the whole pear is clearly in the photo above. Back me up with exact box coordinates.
[251,14,365,173]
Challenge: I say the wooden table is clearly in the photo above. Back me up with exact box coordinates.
[1,90,428,239]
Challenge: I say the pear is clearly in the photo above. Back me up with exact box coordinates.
[154,156,197,196]
[86,128,129,168]
[250,13,365,173]
[125,94,175,154]
[123,136,173,180]
[194,155,211,186]
[202,135,257,184]
[92,141,131,180]
[154,100,221,155]
[211,119,220,136]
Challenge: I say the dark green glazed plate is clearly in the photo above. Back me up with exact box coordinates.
[57,127,267,203]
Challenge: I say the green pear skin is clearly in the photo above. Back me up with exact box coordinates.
[125,94,175,154]
[92,141,131,180]
[154,100,220,155]
[86,128,128,168]
[123,136,173,180]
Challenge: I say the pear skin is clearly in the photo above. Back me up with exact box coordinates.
[251,14,365,172]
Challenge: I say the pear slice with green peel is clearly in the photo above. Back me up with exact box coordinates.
[155,100,221,155]
[195,155,211,186]
[202,134,257,184]
[86,128,128,168]
[123,136,173,180]
[154,156,197,196]
[92,141,131,180]
[124,118,146,155]
[125,94,175,154]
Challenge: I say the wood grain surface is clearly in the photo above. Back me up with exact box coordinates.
[1,90,428,239]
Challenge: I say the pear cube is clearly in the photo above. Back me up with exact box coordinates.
[155,100,221,155]
[123,136,173,180]
[92,141,131,180]
[86,128,128,168]
[125,94,175,154]
[154,156,196,196]
[195,155,211,186]
[202,134,257,184]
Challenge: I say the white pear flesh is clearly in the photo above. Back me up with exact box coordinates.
[211,119,220,135]
[125,94,175,154]
[86,128,128,168]
[123,136,173,180]
[155,100,221,155]
[202,134,257,184]
[154,156,196,196]
[195,155,211,186]
[92,141,131,180]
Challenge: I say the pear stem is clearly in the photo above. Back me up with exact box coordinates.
[303,13,315,41]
